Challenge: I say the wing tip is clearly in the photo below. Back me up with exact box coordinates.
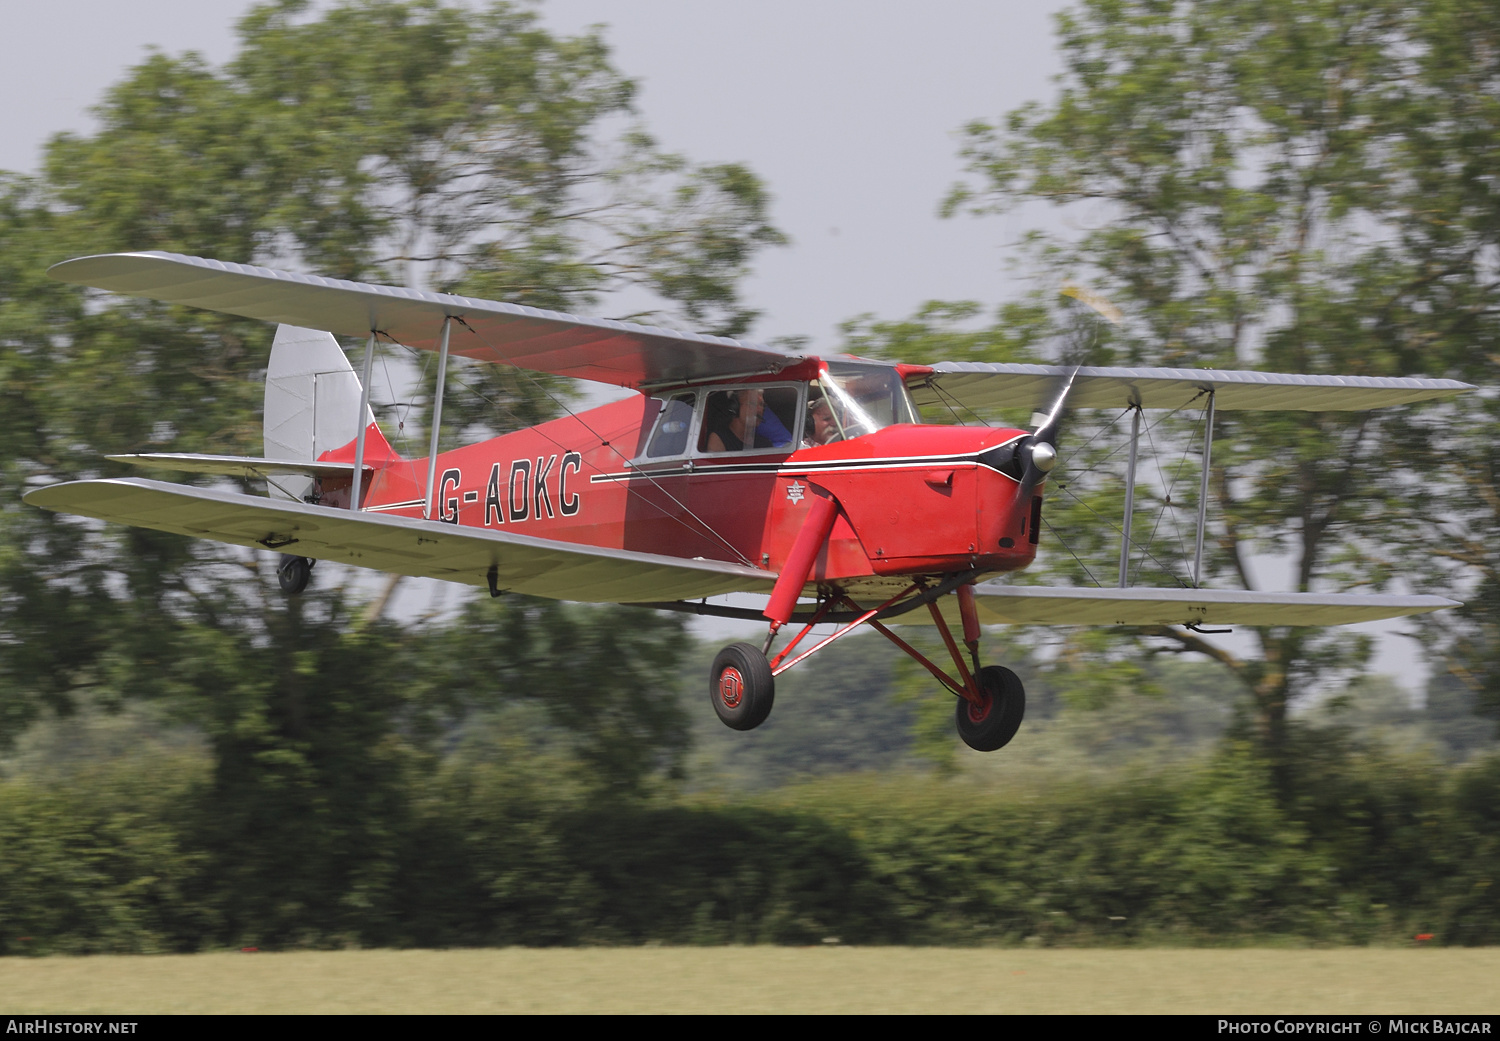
[47,250,181,285]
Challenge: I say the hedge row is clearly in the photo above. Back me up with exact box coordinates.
[1,746,1496,952]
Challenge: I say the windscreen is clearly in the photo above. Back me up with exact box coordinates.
[813,361,919,441]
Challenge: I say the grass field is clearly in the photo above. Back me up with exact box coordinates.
[2,948,1498,1014]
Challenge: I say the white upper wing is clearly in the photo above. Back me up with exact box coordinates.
[48,252,795,390]
[916,362,1473,412]
[24,479,776,603]
[51,253,1473,407]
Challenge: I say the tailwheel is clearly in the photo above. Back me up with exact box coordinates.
[277,554,313,594]
[710,642,775,731]
[955,665,1025,752]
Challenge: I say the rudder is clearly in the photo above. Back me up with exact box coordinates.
[263,325,378,502]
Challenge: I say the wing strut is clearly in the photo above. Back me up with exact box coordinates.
[351,332,378,510]
[1192,390,1216,586]
[423,317,453,519]
[1118,404,1142,587]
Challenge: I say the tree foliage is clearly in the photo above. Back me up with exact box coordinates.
[0,1,786,785]
[850,0,1499,770]
[1384,0,1500,733]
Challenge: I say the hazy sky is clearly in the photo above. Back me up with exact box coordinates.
[1,0,1067,348]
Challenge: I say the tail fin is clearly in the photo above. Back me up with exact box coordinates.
[263,326,382,502]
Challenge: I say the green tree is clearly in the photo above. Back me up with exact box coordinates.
[0,1,783,784]
[1384,0,1500,736]
[852,0,1486,777]
[411,596,692,793]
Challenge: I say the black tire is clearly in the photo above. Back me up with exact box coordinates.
[277,554,313,594]
[955,665,1025,751]
[710,642,775,731]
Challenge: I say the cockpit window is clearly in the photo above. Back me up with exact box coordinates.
[699,385,801,453]
[644,392,697,458]
[815,361,918,440]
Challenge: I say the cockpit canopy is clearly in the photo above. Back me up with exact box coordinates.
[638,359,921,460]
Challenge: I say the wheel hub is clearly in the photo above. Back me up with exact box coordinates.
[718,667,744,709]
[965,688,993,724]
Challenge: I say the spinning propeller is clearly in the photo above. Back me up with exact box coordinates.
[1011,365,1079,512]
[1013,283,1122,508]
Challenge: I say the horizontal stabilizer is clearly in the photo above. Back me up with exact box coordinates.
[919,362,1473,413]
[24,478,776,604]
[107,453,359,479]
[965,583,1457,626]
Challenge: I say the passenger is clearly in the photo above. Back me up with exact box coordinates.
[755,406,794,448]
[706,389,772,452]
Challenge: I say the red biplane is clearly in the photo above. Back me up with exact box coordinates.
[26,252,1472,750]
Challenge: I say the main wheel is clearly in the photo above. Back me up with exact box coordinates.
[955,665,1026,752]
[277,554,313,594]
[710,642,775,731]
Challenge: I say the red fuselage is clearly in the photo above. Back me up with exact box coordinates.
[320,393,1041,588]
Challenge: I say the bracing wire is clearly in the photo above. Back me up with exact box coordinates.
[1046,392,1206,589]
[1039,513,1103,588]
[375,336,431,495]
[1051,420,1203,589]
[382,324,760,570]
[1053,480,1191,588]
[1055,407,1136,480]
[1130,400,1206,586]
[922,380,991,427]
[451,321,761,570]
[1061,396,1197,486]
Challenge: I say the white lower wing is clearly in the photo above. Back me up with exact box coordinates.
[24,478,776,604]
[968,583,1457,626]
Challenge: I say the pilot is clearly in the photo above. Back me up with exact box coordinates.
[706,389,772,452]
[804,397,843,447]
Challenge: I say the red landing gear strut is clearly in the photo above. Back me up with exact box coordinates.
[707,576,1026,752]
